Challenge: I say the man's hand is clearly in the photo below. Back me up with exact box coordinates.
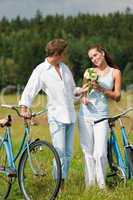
[74,83,88,97]
[81,83,89,93]
[80,96,90,105]
[20,106,32,119]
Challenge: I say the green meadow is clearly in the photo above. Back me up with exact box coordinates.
[0,93,133,200]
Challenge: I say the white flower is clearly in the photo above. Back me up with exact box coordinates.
[84,69,91,79]
[84,68,98,81]
[83,68,98,93]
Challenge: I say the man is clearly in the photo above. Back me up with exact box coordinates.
[19,38,88,185]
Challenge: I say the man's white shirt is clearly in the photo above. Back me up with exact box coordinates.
[19,58,80,123]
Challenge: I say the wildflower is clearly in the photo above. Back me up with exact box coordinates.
[84,68,98,93]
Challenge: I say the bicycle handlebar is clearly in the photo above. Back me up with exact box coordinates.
[1,104,47,118]
[94,107,133,124]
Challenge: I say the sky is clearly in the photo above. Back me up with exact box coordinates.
[0,0,133,20]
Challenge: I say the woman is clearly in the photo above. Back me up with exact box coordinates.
[78,44,122,189]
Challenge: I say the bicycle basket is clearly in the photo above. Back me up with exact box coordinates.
[125,145,133,173]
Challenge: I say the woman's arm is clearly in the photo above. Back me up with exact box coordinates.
[93,69,122,101]
[103,69,122,101]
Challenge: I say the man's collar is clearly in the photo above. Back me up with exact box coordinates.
[44,58,52,70]
[45,58,63,70]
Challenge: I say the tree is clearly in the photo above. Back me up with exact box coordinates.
[123,62,133,88]
[0,57,19,89]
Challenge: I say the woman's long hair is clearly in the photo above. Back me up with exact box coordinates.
[88,44,119,69]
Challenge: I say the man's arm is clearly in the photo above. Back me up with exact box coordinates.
[19,67,44,117]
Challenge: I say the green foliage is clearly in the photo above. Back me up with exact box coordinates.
[0,11,133,88]
[123,62,133,88]
[0,57,19,88]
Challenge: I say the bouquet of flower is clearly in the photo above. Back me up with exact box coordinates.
[83,68,98,93]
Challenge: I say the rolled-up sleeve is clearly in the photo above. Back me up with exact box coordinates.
[67,68,82,101]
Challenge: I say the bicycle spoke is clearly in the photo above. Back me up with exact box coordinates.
[115,167,127,184]
[18,140,61,200]
[107,139,127,187]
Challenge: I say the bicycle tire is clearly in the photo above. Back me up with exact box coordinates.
[107,140,127,186]
[18,140,62,200]
[115,166,126,185]
[0,139,12,199]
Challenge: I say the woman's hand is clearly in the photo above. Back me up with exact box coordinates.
[91,81,104,93]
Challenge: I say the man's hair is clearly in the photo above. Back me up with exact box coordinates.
[45,38,68,56]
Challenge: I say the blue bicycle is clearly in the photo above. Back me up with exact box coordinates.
[94,107,133,186]
[0,104,62,200]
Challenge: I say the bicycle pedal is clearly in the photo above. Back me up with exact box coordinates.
[107,172,117,177]
[8,172,17,177]
[7,168,17,177]
[35,138,40,142]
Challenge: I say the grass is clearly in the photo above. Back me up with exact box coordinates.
[0,92,133,200]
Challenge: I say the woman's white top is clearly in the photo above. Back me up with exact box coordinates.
[79,67,114,120]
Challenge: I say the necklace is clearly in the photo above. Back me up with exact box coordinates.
[95,66,110,76]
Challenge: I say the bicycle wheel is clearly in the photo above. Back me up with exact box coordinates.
[107,140,127,186]
[0,139,12,199]
[18,140,61,200]
[114,166,126,185]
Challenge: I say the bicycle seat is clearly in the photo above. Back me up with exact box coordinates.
[0,115,12,127]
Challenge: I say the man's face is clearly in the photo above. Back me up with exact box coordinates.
[52,53,65,64]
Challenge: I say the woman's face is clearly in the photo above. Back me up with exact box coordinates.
[88,48,105,67]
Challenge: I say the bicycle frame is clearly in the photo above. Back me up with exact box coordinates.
[108,116,132,179]
[14,122,31,162]
[2,126,16,170]
[109,125,127,178]
[0,105,47,176]
[0,105,62,200]
[1,120,30,174]
[120,119,133,178]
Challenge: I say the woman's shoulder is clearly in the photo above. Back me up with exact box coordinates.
[111,67,121,79]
